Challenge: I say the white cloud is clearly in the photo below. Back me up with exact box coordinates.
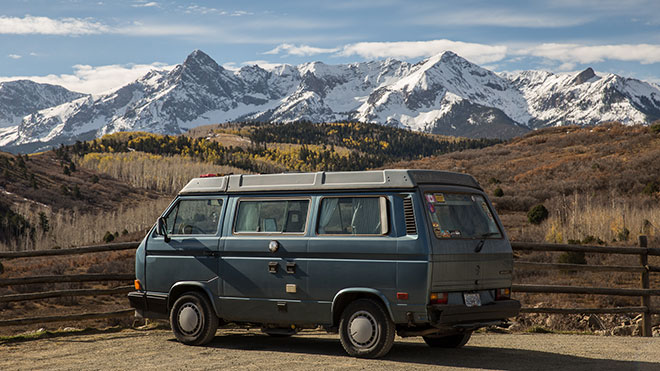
[0,15,110,35]
[338,39,508,64]
[184,5,227,15]
[8,54,22,59]
[265,43,339,56]
[516,43,660,65]
[132,1,159,7]
[0,63,174,95]
[418,10,591,28]
[0,15,213,37]
[230,10,253,17]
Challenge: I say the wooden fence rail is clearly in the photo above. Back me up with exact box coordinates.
[511,236,657,337]
[0,274,134,286]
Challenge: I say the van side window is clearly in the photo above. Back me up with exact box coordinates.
[164,199,223,235]
[234,199,309,234]
[317,196,388,235]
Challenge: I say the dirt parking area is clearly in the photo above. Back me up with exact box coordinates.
[1,329,659,371]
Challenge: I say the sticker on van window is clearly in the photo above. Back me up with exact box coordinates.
[428,203,435,213]
[434,193,445,203]
[432,222,439,229]
[451,230,461,236]
[426,194,435,203]
[440,230,451,238]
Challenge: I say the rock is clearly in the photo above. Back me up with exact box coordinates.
[587,315,605,331]
[653,326,660,337]
[611,324,635,336]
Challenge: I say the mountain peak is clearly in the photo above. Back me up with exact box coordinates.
[572,67,597,85]
[439,50,459,61]
[183,49,219,69]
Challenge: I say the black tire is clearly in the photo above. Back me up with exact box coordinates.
[339,298,395,358]
[170,292,219,345]
[423,331,472,348]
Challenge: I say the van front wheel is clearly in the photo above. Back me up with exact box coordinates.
[170,292,219,345]
[339,298,395,358]
[423,331,472,348]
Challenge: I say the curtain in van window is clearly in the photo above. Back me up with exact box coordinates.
[351,198,381,234]
[236,202,259,232]
[318,198,339,234]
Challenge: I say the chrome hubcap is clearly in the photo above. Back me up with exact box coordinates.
[348,310,378,349]
[178,303,201,334]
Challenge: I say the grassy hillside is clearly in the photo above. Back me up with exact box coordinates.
[0,150,172,251]
[393,122,660,244]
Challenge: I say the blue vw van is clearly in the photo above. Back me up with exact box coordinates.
[128,170,519,358]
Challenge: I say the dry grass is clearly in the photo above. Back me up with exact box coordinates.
[75,152,246,195]
[391,123,660,242]
[2,197,171,251]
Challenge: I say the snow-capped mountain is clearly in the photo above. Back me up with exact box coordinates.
[0,80,85,128]
[1,49,659,153]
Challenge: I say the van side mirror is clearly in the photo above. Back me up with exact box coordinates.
[157,217,171,242]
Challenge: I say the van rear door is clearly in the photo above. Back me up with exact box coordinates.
[419,187,513,298]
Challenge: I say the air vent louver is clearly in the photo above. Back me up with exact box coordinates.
[403,197,417,235]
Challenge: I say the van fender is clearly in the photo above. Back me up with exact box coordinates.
[331,288,395,324]
[168,281,220,317]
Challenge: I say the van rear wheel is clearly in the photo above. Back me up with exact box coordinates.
[423,331,472,348]
[170,292,219,345]
[339,298,395,358]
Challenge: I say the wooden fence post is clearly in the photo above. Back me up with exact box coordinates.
[639,235,652,337]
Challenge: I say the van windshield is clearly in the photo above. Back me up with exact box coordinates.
[424,192,502,239]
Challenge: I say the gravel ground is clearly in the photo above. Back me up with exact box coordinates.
[1,329,659,371]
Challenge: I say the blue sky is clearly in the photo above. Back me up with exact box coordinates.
[1,0,659,93]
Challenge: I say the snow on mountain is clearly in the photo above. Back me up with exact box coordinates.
[1,49,659,152]
[508,67,660,127]
[0,80,85,128]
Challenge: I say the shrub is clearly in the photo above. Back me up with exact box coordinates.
[616,227,630,242]
[642,181,659,196]
[651,121,660,134]
[558,251,587,265]
[493,187,504,197]
[91,174,99,184]
[488,177,501,185]
[527,204,549,225]
[103,231,115,243]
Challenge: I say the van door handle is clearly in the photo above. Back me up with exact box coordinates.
[268,261,278,273]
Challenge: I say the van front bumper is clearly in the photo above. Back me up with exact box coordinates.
[428,299,520,328]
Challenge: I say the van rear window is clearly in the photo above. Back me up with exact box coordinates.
[424,192,501,239]
[317,196,388,235]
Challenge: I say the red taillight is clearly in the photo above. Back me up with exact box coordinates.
[496,288,511,300]
[430,292,448,305]
[200,173,219,178]
[397,292,409,300]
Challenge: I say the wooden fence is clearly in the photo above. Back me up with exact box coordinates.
[511,236,659,337]
[0,238,658,336]
[0,242,139,327]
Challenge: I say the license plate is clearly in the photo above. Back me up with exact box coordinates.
[464,293,481,307]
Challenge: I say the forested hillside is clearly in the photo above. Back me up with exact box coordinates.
[68,121,500,173]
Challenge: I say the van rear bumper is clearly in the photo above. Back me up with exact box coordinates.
[428,299,520,328]
[128,291,169,319]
